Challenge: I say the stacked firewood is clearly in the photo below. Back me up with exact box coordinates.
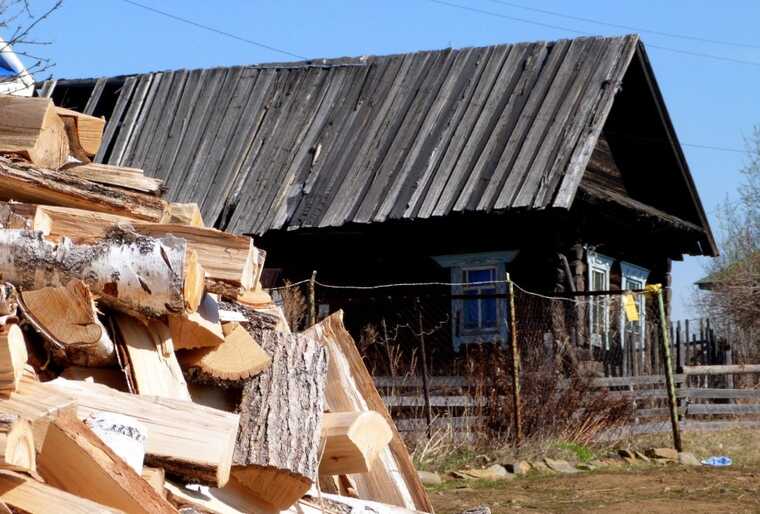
[0,95,432,514]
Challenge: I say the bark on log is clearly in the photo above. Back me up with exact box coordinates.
[0,157,167,221]
[33,204,258,295]
[63,163,163,195]
[232,329,327,510]
[0,227,204,318]
[19,279,115,367]
[304,312,433,513]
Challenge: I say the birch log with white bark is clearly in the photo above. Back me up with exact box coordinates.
[232,329,327,510]
[0,227,204,318]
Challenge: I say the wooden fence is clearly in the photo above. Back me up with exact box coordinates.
[375,364,760,436]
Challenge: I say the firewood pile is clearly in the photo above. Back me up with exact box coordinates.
[0,95,432,514]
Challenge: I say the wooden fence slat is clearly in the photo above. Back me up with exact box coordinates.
[688,404,760,416]
[687,388,760,400]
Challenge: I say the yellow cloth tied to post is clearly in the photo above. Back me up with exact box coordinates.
[623,293,639,322]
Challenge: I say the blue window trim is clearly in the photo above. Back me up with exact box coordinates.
[619,261,650,352]
[587,251,613,349]
[433,251,518,351]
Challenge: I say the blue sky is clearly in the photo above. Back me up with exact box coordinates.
[14,0,760,319]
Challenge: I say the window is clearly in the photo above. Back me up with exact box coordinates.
[587,252,613,348]
[620,262,649,351]
[432,251,518,351]
[462,268,498,331]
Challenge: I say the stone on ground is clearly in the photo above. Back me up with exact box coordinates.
[504,460,531,475]
[453,464,513,481]
[457,506,491,514]
[418,470,442,485]
[678,452,701,466]
[647,448,678,461]
[544,458,579,474]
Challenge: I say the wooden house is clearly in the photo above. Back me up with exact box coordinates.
[45,34,716,370]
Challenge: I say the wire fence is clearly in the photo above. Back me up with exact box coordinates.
[269,275,755,448]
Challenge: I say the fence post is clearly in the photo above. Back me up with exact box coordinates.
[653,284,683,452]
[308,270,317,327]
[415,297,433,439]
[505,273,523,446]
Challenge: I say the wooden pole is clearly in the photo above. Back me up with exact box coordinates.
[505,273,523,446]
[654,284,683,452]
[415,297,433,439]
[308,270,317,328]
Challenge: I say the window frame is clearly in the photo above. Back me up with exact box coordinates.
[587,251,614,349]
[619,261,650,352]
[461,266,499,333]
[432,251,518,351]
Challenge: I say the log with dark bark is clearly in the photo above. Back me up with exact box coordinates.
[0,157,167,222]
[232,329,327,510]
[0,227,204,318]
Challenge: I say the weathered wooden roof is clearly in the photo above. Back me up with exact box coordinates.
[57,35,645,235]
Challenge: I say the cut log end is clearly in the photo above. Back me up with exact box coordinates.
[320,411,394,476]
[232,465,312,510]
[0,324,27,394]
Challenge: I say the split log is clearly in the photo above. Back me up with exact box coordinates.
[0,469,121,514]
[232,330,327,510]
[304,312,433,513]
[319,411,393,476]
[19,279,115,367]
[55,107,105,157]
[47,378,239,487]
[114,314,191,400]
[166,202,204,227]
[0,414,35,474]
[0,324,27,394]
[60,366,129,391]
[37,415,176,514]
[4,379,78,449]
[0,227,204,318]
[0,157,167,221]
[132,224,258,294]
[64,162,163,195]
[168,293,225,350]
[142,466,167,499]
[165,477,275,514]
[35,205,258,294]
[0,96,69,169]
[178,322,271,383]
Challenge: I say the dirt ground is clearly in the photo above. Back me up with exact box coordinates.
[424,428,760,514]
[429,466,760,513]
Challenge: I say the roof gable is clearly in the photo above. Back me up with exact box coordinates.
[50,35,644,235]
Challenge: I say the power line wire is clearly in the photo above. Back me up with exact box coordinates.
[117,0,307,60]
[681,143,748,155]
[425,0,760,68]
[484,0,760,50]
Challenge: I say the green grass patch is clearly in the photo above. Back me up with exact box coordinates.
[554,441,594,462]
